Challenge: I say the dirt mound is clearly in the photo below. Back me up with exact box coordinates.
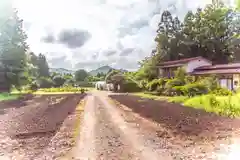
[109,95,240,140]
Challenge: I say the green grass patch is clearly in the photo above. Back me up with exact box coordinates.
[0,93,21,101]
[184,94,240,117]
[133,92,240,117]
[133,92,168,100]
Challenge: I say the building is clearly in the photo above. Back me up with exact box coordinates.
[157,56,240,90]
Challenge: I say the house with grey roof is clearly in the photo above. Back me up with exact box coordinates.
[157,56,240,90]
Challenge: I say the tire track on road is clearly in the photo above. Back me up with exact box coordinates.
[95,92,171,160]
[73,95,97,160]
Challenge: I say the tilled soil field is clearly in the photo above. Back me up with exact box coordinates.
[0,93,86,160]
[109,94,240,159]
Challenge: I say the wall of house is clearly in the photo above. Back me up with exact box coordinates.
[233,74,240,90]
[186,59,212,73]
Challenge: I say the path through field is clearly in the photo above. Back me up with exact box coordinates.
[73,91,240,160]
[1,91,240,159]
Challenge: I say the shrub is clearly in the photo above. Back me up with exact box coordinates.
[147,79,160,91]
[199,75,219,91]
[53,76,66,87]
[30,82,38,91]
[139,80,148,90]
[211,87,233,96]
[164,78,185,96]
[122,80,141,92]
[147,78,166,92]
[37,77,54,88]
[165,78,185,88]
[182,83,208,97]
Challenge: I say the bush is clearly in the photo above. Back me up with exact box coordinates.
[38,87,85,93]
[53,76,66,87]
[184,95,240,117]
[165,78,185,88]
[30,82,38,91]
[147,78,166,92]
[37,77,54,88]
[164,78,185,96]
[75,81,93,87]
[199,75,219,91]
[211,87,233,96]
[122,80,141,92]
[182,83,208,97]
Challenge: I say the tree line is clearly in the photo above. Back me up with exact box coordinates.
[0,7,109,92]
[136,1,240,81]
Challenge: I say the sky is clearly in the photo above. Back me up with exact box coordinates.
[10,0,235,71]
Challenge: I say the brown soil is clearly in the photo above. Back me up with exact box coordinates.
[0,93,86,160]
[109,94,240,159]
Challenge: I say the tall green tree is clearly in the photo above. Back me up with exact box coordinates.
[0,9,29,90]
[37,53,50,77]
[75,69,88,81]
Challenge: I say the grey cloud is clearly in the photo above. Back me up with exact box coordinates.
[57,29,91,49]
[103,50,117,56]
[120,48,135,56]
[41,34,55,43]
[48,55,72,69]
[130,19,149,29]
[116,41,124,50]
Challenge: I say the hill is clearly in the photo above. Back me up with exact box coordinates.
[49,68,74,75]
[89,65,113,76]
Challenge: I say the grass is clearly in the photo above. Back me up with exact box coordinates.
[133,92,168,100]
[11,87,95,95]
[133,92,240,117]
[0,93,21,101]
[133,92,188,103]
[60,99,85,160]
[184,94,240,117]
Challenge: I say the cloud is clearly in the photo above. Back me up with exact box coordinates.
[14,0,217,70]
[41,33,55,43]
[57,29,92,49]
[119,48,135,56]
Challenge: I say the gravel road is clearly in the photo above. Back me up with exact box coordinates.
[73,91,240,160]
[73,92,172,160]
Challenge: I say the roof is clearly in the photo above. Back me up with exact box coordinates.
[195,63,240,70]
[191,68,240,75]
[158,56,211,68]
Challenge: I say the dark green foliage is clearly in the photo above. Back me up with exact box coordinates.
[37,77,54,88]
[75,69,88,82]
[53,76,66,87]
[75,81,93,88]
[64,79,75,87]
[30,82,38,91]
[147,79,166,92]
[37,54,50,77]
[211,87,233,96]
[182,83,208,97]
[199,75,219,91]
[122,79,141,92]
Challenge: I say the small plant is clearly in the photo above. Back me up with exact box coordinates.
[211,87,233,96]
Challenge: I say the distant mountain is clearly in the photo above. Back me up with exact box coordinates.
[89,65,113,76]
[49,68,74,75]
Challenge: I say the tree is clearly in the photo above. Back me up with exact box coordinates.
[154,3,239,65]
[37,53,50,77]
[0,9,29,91]
[53,76,66,87]
[75,69,88,81]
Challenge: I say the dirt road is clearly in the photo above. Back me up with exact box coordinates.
[1,91,240,159]
[73,91,240,160]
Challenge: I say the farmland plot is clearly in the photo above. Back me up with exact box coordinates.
[0,93,85,160]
